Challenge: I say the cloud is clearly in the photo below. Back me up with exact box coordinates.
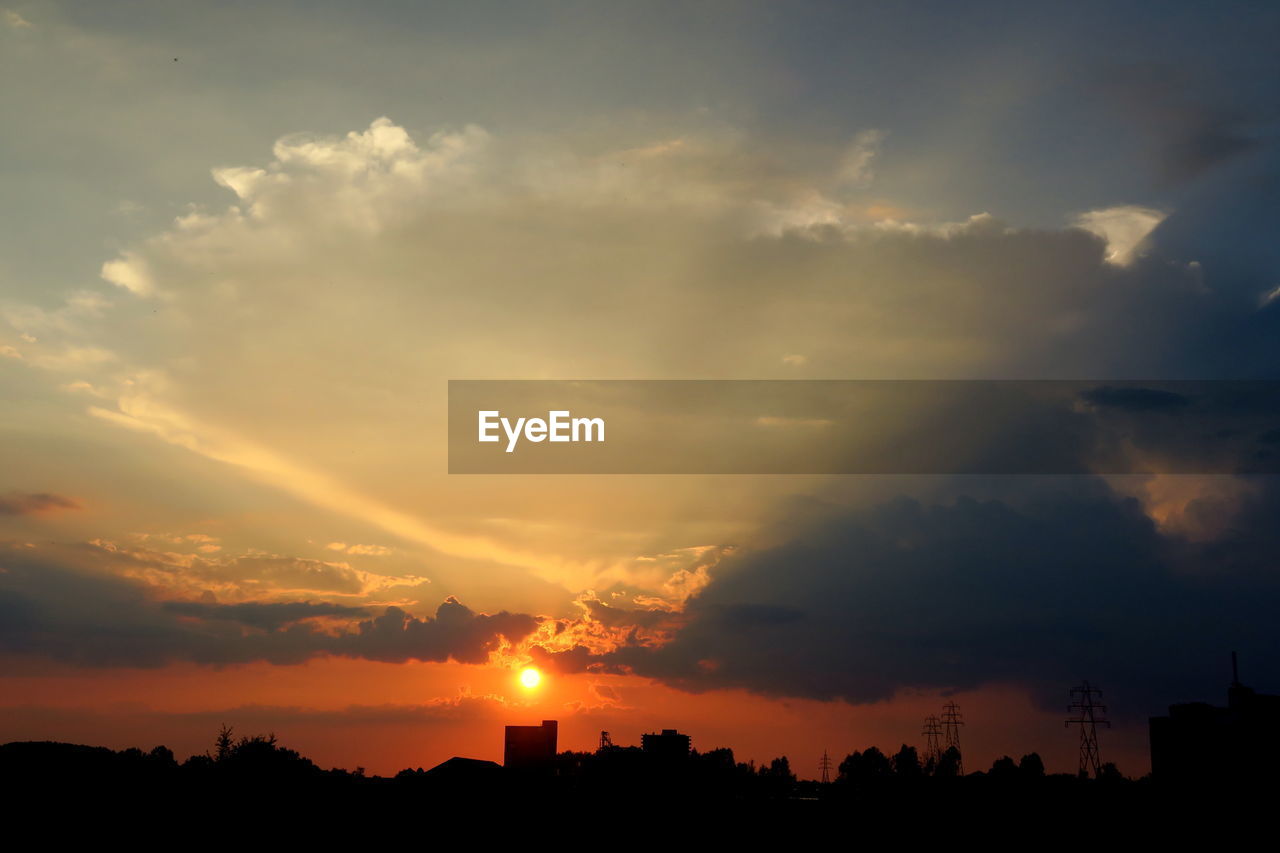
[3,9,31,29]
[1,292,111,354]
[1095,65,1264,184]
[7,114,1280,651]
[30,120,1268,472]
[835,129,886,188]
[27,346,117,371]
[344,544,392,556]
[326,542,392,556]
[100,251,155,297]
[335,598,538,665]
[82,393,571,578]
[1073,205,1166,266]
[83,538,427,602]
[1077,386,1190,412]
[162,600,368,630]
[0,553,537,669]
[540,480,1280,710]
[755,416,834,429]
[1259,284,1280,310]
[0,492,80,516]
[54,113,1234,593]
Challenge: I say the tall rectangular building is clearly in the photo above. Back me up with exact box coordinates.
[504,719,558,769]
[641,728,691,760]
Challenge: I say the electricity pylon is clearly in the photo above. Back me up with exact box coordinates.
[941,701,965,774]
[1066,681,1110,778]
[922,715,944,766]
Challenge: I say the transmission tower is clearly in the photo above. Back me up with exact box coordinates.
[1065,681,1110,778]
[599,730,614,751]
[921,715,944,765]
[941,701,965,774]
[819,749,833,784]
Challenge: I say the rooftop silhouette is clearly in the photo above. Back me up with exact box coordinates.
[1150,654,1280,786]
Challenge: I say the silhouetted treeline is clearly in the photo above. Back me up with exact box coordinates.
[3,727,1271,827]
[0,726,357,796]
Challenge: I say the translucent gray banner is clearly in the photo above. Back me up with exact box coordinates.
[447,380,1280,474]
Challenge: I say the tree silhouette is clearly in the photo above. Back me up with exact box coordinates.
[1098,762,1124,782]
[763,756,795,782]
[838,746,894,784]
[149,745,176,766]
[212,724,236,762]
[756,755,796,798]
[1019,753,1045,778]
[989,755,1019,779]
[695,747,737,773]
[892,744,921,778]
[935,746,963,778]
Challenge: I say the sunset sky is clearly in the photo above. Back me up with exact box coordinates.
[3,1,1280,777]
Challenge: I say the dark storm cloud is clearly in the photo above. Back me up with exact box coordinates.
[576,595,671,629]
[334,599,538,666]
[1094,63,1269,184]
[1163,119,1258,183]
[0,555,537,670]
[162,600,368,630]
[1071,383,1280,474]
[1078,386,1190,412]
[0,492,79,516]
[546,479,1280,715]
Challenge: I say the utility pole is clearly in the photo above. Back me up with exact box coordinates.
[1065,681,1110,778]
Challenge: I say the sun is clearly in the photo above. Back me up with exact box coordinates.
[519,667,542,689]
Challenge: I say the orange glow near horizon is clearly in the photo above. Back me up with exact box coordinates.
[0,657,1155,778]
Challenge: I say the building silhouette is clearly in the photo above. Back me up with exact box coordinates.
[423,756,502,782]
[641,729,691,760]
[1149,654,1280,784]
[504,720,558,769]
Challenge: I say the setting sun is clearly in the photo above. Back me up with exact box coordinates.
[519,667,542,689]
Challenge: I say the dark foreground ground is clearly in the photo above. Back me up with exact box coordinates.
[2,739,1272,839]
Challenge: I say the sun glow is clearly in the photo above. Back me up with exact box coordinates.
[519,667,542,689]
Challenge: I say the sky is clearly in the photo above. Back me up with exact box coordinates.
[2,0,1280,777]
